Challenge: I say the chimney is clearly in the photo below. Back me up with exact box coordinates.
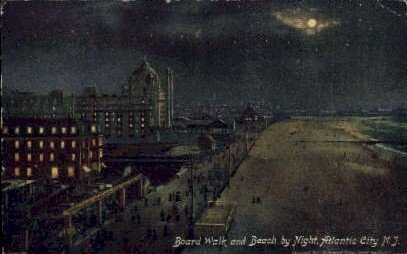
[167,68,174,128]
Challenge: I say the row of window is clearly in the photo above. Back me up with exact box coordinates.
[103,123,145,128]
[14,166,75,178]
[12,139,101,149]
[14,152,79,162]
[3,125,99,135]
[80,111,144,117]
[13,150,102,162]
[3,126,77,135]
[80,112,146,123]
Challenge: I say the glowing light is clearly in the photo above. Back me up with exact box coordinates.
[274,8,339,35]
[307,18,317,28]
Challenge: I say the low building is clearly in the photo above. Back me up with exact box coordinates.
[2,117,103,181]
[194,201,236,237]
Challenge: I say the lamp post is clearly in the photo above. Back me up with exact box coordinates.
[188,152,194,235]
[187,150,200,237]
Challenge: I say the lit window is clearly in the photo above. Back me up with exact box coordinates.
[92,139,97,146]
[70,126,77,134]
[61,127,67,134]
[2,127,8,134]
[14,167,21,177]
[39,141,44,148]
[27,141,32,149]
[52,127,57,134]
[89,151,93,159]
[39,127,44,134]
[39,153,44,162]
[99,149,103,159]
[51,166,59,179]
[129,124,134,128]
[67,166,75,177]
[50,141,55,149]
[141,123,145,128]
[71,153,76,161]
[105,123,110,128]
[14,153,20,162]
[27,153,32,162]
[117,117,121,123]
[27,126,33,134]
[98,137,103,146]
[14,140,20,149]
[71,141,76,148]
[27,167,33,177]
[61,141,65,149]
[141,117,145,122]
[50,153,55,162]
[91,125,97,133]
[15,127,20,134]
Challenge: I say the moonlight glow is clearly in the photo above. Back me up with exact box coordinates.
[307,18,317,28]
[274,8,339,35]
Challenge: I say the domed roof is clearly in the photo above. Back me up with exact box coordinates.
[131,61,159,80]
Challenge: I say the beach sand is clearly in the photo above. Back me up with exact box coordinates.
[185,118,407,253]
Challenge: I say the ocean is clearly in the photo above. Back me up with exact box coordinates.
[357,117,407,166]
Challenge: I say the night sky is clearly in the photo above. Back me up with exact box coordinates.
[2,0,406,109]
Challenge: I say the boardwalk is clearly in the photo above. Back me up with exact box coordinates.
[183,119,407,253]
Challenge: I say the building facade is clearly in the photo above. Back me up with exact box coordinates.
[2,118,103,180]
[3,89,75,119]
[2,61,175,143]
[75,61,175,142]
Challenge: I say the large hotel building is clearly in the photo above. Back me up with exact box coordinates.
[75,61,175,141]
[2,61,175,180]
[3,61,175,143]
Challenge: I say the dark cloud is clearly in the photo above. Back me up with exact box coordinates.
[2,0,406,109]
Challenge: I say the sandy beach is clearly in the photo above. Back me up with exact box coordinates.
[184,118,407,253]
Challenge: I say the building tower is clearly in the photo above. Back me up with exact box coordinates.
[167,68,174,128]
[127,61,168,137]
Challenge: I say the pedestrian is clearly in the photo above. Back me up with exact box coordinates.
[122,237,131,252]
[152,229,158,241]
[160,209,165,221]
[163,224,168,237]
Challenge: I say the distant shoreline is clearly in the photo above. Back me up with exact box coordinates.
[292,116,407,167]
[346,117,407,168]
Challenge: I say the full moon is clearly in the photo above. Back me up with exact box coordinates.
[307,18,317,28]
